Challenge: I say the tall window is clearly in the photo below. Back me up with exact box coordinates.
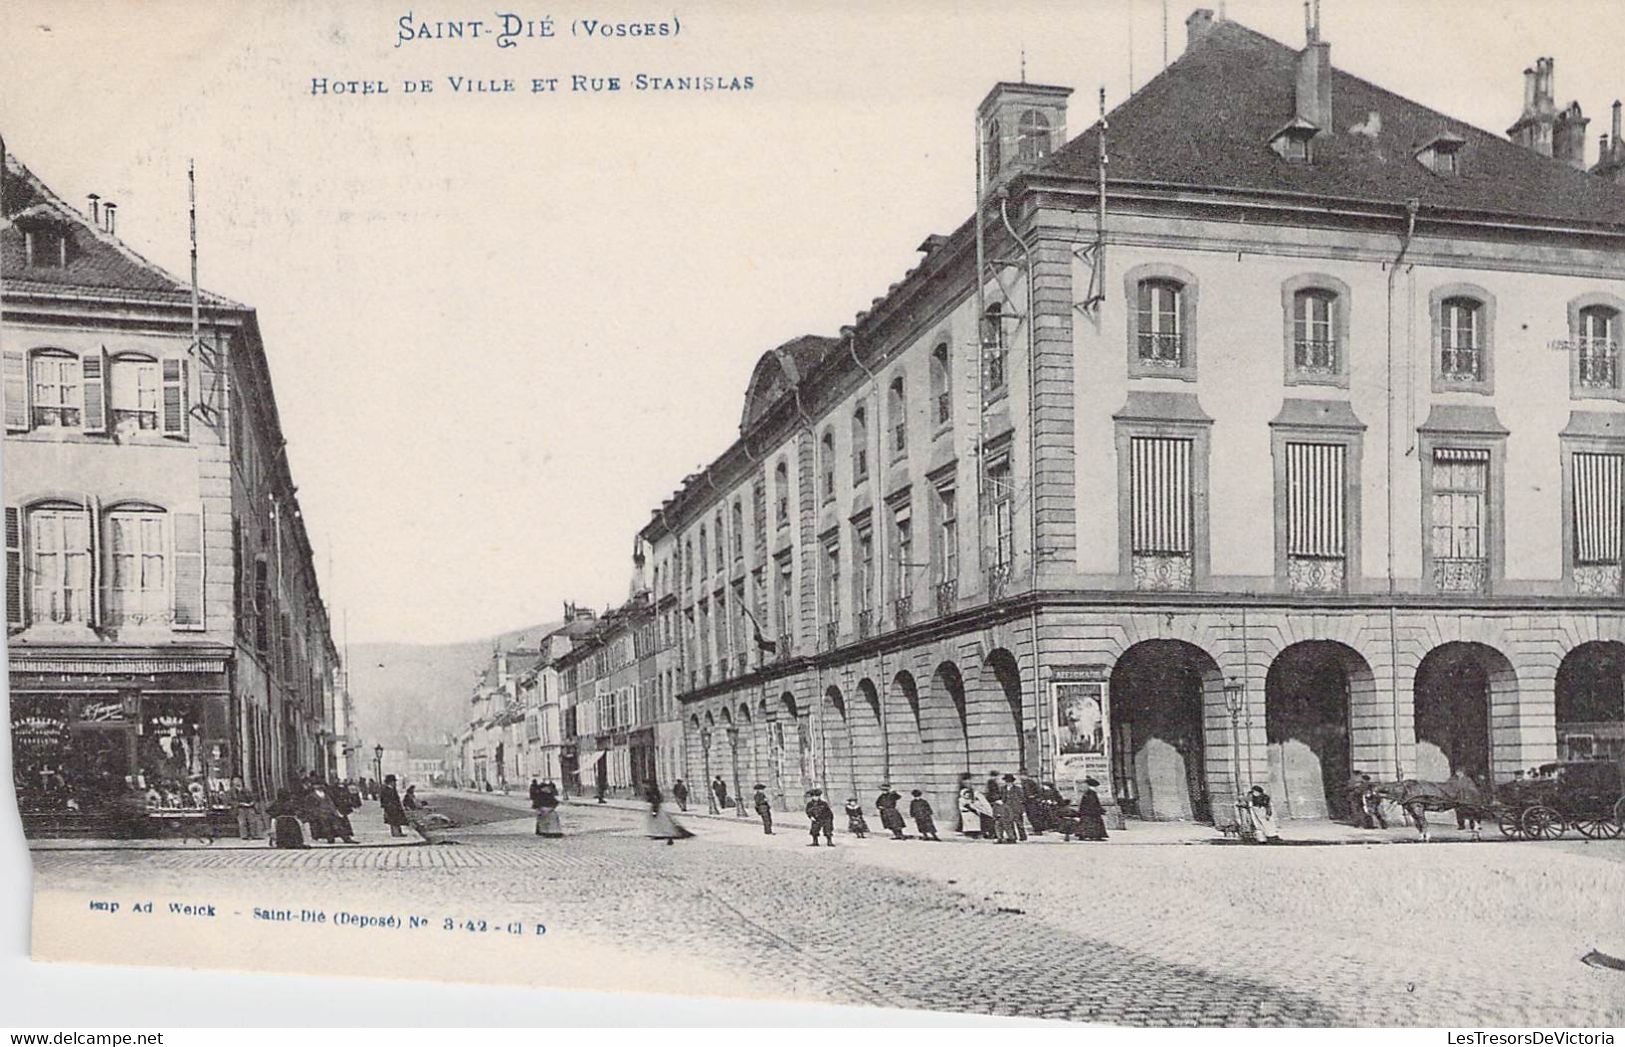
[1129,436,1194,591]
[1292,289,1339,374]
[820,537,840,631]
[820,429,836,502]
[106,508,167,624]
[854,522,874,614]
[1577,305,1620,392]
[1439,297,1484,382]
[1572,451,1623,595]
[890,502,913,607]
[1017,109,1051,162]
[982,303,1008,398]
[933,484,958,584]
[110,355,159,434]
[888,375,907,455]
[775,557,794,642]
[731,499,744,561]
[983,118,1001,180]
[698,527,708,577]
[684,538,694,586]
[774,461,790,528]
[988,458,1014,571]
[930,343,952,428]
[851,407,869,481]
[1283,443,1346,593]
[1430,448,1489,593]
[1136,280,1185,367]
[27,504,92,624]
[31,352,81,428]
[714,512,725,568]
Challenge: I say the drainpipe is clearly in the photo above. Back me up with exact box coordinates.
[1386,199,1420,780]
[1001,191,1046,776]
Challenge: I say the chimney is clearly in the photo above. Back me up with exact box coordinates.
[102,201,117,234]
[86,193,100,225]
[1294,4,1332,132]
[1508,56,1563,157]
[1613,100,1622,156]
[1185,8,1216,52]
[1553,100,1589,169]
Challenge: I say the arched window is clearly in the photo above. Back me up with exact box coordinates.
[982,303,1008,396]
[110,353,159,434]
[1137,279,1185,366]
[28,501,91,624]
[820,429,836,502]
[1017,109,1051,162]
[30,350,81,429]
[888,374,907,456]
[930,343,952,428]
[774,460,790,527]
[1439,296,1484,381]
[851,406,869,481]
[698,526,708,577]
[1292,288,1339,374]
[731,499,744,560]
[983,119,1002,181]
[714,512,725,567]
[105,504,167,625]
[1577,303,1620,391]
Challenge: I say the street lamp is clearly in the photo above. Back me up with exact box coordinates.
[1223,680,1247,805]
[374,743,384,786]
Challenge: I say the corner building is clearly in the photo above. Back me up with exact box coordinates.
[639,11,1625,824]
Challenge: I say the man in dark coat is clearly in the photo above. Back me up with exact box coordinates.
[379,774,408,837]
[671,778,690,811]
[876,785,907,840]
[710,775,729,814]
[1019,770,1045,834]
[752,783,774,834]
[804,788,835,846]
[1002,774,1029,840]
[985,771,1003,805]
[908,789,940,841]
[529,777,543,808]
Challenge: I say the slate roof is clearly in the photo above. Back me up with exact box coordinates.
[1,148,244,306]
[1043,18,1625,229]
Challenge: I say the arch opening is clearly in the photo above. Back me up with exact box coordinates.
[1265,641,1370,820]
[1109,639,1220,822]
[1556,641,1625,762]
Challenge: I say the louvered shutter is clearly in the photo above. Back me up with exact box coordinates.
[5,507,23,626]
[162,358,189,437]
[172,509,204,628]
[1285,443,1347,557]
[4,350,28,432]
[1130,436,1193,554]
[81,350,107,434]
[1574,452,1624,565]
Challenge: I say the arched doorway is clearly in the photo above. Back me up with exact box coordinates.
[1110,640,1220,821]
[923,661,970,818]
[1556,641,1625,762]
[821,685,855,800]
[1265,641,1370,820]
[736,703,759,797]
[974,648,1025,777]
[757,697,783,808]
[1413,642,1515,783]
[778,692,810,799]
[849,678,887,795]
[884,671,924,796]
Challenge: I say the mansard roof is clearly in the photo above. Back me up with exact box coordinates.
[1,148,244,306]
[1044,18,1625,229]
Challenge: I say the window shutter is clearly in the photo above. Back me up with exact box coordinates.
[172,509,204,628]
[1130,436,1193,555]
[4,350,29,432]
[5,507,24,627]
[1285,443,1347,558]
[1574,452,1624,565]
[85,495,101,627]
[81,350,108,434]
[162,358,189,437]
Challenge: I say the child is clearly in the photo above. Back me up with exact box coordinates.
[844,798,870,838]
[804,788,836,847]
[908,789,941,841]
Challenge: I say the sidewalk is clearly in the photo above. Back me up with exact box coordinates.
[27,796,423,851]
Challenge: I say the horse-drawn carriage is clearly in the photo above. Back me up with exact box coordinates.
[1376,761,1623,840]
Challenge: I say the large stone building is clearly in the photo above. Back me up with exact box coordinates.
[637,10,1625,825]
[3,147,341,833]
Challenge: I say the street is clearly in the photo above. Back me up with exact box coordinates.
[27,793,1625,1027]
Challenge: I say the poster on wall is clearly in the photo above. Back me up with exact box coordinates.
[1053,677,1110,791]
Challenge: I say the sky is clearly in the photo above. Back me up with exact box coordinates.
[3,0,1623,645]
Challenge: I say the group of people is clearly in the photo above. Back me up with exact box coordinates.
[255,771,414,848]
[956,770,1109,843]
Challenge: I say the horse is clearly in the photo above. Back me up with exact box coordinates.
[1372,778,1491,840]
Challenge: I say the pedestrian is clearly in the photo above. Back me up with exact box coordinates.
[752,783,774,834]
[1074,777,1109,841]
[985,770,1003,805]
[957,782,983,838]
[267,789,309,849]
[844,797,870,838]
[533,780,563,838]
[644,781,692,845]
[379,774,408,838]
[1036,780,1065,835]
[875,784,907,840]
[672,778,690,812]
[1245,785,1281,843]
[595,772,607,805]
[528,777,543,809]
[229,776,262,841]
[1000,774,1028,840]
[1019,770,1045,834]
[908,790,940,841]
[993,784,1020,844]
[710,774,729,814]
[804,788,835,846]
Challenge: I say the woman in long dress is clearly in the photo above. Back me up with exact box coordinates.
[1246,785,1282,843]
[1075,777,1109,841]
[643,781,692,845]
[533,780,563,838]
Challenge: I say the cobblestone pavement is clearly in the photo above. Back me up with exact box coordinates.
[29,795,1625,1027]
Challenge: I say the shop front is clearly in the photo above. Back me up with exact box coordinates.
[9,653,236,837]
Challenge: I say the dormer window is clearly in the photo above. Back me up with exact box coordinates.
[23,227,67,268]
[1416,133,1466,176]
[1268,118,1319,163]
[1017,109,1051,162]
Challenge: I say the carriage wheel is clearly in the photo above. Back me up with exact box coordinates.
[1574,817,1621,840]
[1522,805,1567,840]
[1615,797,1625,834]
[1497,809,1526,839]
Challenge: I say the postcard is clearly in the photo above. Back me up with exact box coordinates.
[4,0,1624,1029]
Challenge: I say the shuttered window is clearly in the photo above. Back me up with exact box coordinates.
[28,505,92,623]
[171,510,204,628]
[32,353,81,428]
[1574,452,1624,565]
[1130,437,1193,555]
[1285,443,1346,557]
[6,507,23,626]
[81,351,108,434]
[4,351,28,432]
[107,509,167,625]
[161,358,189,437]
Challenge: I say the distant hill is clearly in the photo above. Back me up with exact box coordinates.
[347,621,562,751]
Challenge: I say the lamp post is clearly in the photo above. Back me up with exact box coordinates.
[1223,680,1247,805]
[373,743,384,786]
